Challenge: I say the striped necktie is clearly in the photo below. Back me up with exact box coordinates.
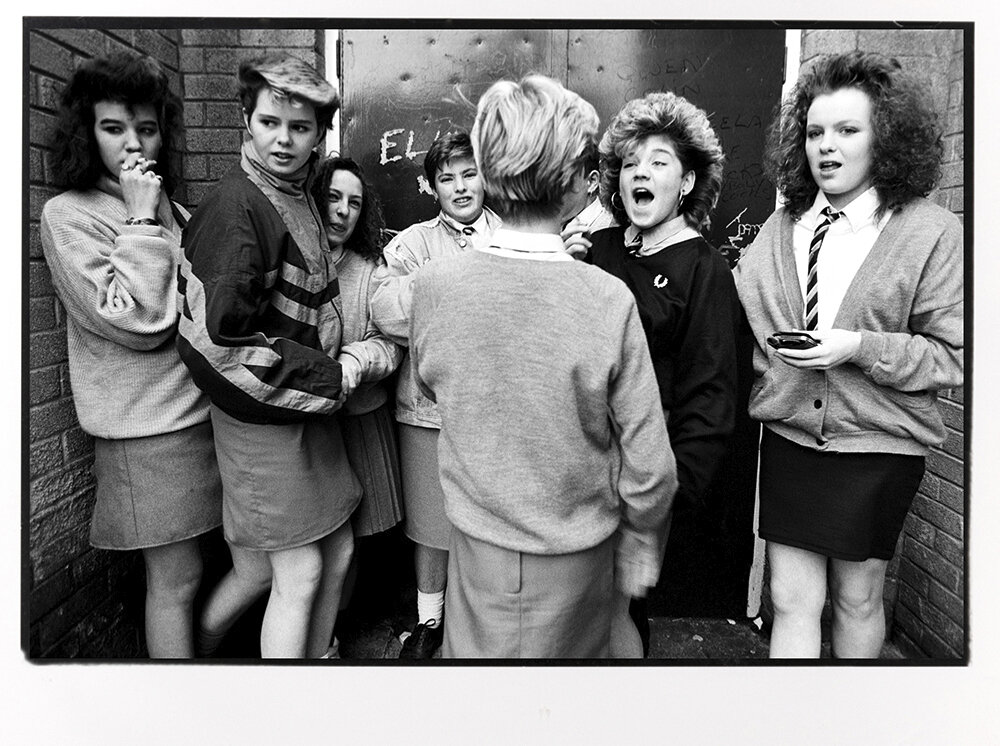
[804,206,843,330]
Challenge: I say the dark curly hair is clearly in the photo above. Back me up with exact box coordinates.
[311,156,387,263]
[599,91,724,230]
[50,51,184,193]
[764,51,944,220]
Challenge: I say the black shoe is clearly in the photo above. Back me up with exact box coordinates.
[399,620,443,659]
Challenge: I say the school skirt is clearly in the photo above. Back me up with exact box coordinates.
[757,428,925,562]
[442,530,615,659]
[399,423,452,550]
[90,420,223,551]
[342,402,404,538]
[210,406,362,552]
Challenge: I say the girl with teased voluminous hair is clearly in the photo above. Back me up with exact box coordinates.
[737,51,963,659]
[41,51,223,658]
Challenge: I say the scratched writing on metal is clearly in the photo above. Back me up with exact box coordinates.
[725,207,763,250]
[722,162,769,203]
[713,113,763,131]
[610,55,708,105]
[379,128,441,165]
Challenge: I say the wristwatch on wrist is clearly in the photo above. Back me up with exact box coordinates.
[124,216,159,226]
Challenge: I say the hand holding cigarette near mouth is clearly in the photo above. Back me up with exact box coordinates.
[119,155,162,222]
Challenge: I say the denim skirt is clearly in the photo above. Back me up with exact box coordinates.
[211,406,361,551]
[90,420,223,550]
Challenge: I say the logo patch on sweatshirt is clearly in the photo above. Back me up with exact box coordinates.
[653,274,668,289]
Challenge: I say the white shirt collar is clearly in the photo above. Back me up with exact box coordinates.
[478,227,573,262]
[623,214,700,256]
[809,187,889,232]
[575,198,607,230]
[439,209,490,236]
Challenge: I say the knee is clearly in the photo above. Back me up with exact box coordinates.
[272,549,324,601]
[769,572,826,618]
[326,526,355,575]
[831,583,883,622]
[145,548,203,604]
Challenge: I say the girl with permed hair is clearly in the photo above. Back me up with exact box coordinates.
[51,51,184,195]
[40,51,223,658]
[584,91,740,657]
[308,155,404,656]
[737,51,963,659]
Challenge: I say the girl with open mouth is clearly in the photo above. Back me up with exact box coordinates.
[586,91,741,657]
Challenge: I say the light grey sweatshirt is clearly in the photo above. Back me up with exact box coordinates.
[410,248,677,555]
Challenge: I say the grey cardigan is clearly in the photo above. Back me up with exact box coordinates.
[736,197,964,455]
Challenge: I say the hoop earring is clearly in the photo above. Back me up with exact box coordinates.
[678,190,688,208]
[611,191,625,211]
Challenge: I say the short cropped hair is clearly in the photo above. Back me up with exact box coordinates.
[764,51,943,219]
[472,74,599,222]
[422,130,476,184]
[599,91,724,230]
[311,155,387,263]
[51,51,184,193]
[238,54,340,132]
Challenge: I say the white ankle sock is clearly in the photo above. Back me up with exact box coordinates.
[417,590,444,627]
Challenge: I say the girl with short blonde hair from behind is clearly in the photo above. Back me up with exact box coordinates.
[407,74,677,658]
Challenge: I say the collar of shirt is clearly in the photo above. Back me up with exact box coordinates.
[575,198,609,231]
[806,187,890,233]
[624,215,700,256]
[479,227,574,262]
[439,209,490,237]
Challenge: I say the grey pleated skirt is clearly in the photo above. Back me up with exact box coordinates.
[342,401,404,537]
[90,420,223,550]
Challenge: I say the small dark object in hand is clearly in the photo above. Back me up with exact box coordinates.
[766,331,820,350]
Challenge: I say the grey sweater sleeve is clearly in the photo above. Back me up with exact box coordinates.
[608,297,679,534]
[852,215,964,392]
[41,194,180,351]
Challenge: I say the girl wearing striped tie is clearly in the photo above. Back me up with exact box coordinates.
[737,52,963,658]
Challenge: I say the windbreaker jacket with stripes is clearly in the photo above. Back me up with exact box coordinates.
[177,167,344,424]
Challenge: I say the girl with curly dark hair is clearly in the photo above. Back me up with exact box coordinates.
[737,51,963,658]
[40,51,222,657]
[583,91,741,657]
[307,155,404,656]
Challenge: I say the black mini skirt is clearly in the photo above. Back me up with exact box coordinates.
[757,428,925,562]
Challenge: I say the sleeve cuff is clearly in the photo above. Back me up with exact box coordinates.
[852,329,883,372]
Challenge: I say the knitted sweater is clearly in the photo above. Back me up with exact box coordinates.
[410,249,678,555]
[40,186,209,439]
[736,197,964,455]
[589,230,739,510]
[177,167,345,424]
[334,249,404,416]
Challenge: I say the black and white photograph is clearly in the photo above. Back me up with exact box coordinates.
[10,2,997,742]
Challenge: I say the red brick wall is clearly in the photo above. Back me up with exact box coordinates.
[800,28,967,659]
[27,26,327,658]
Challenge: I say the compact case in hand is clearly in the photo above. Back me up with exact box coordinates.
[766,331,820,350]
